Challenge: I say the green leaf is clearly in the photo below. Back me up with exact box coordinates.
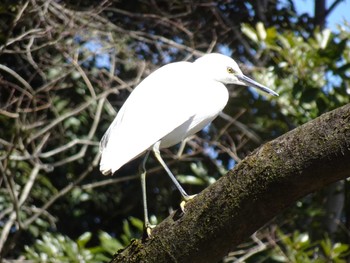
[295,232,310,248]
[177,174,205,185]
[129,216,144,231]
[332,243,349,256]
[256,22,267,41]
[277,34,291,49]
[77,232,92,248]
[99,231,124,254]
[122,219,131,238]
[241,23,258,43]
[321,237,332,257]
[316,29,331,49]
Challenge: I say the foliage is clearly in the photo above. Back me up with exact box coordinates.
[267,230,350,263]
[242,22,350,125]
[24,217,143,262]
[0,0,349,262]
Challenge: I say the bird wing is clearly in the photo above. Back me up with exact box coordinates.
[100,61,204,174]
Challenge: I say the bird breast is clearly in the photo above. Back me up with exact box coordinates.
[159,80,229,148]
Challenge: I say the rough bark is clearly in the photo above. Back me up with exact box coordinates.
[110,103,350,263]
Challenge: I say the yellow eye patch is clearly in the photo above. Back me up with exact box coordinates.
[227,67,235,74]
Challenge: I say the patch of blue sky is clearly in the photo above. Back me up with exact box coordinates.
[81,39,112,70]
[248,87,260,99]
[206,146,236,171]
[243,2,255,17]
[228,159,236,170]
[202,123,211,134]
[292,0,349,31]
[217,44,233,57]
[204,143,219,160]
[324,70,343,93]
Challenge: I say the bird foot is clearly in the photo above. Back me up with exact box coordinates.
[180,194,197,212]
[144,223,156,238]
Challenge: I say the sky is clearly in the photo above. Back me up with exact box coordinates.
[293,0,349,30]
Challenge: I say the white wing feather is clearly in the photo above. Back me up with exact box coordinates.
[100,61,228,175]
[100,62,194,174]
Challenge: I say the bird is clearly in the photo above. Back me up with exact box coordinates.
[99,53,278,233]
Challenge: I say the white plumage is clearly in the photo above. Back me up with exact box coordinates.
[99,53,278,231]
[100,54,240,175]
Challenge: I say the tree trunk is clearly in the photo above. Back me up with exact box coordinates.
[314,0,326,28]
[110,103,350,263]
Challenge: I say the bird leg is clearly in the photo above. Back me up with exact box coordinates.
[140,151,155,237]
[176,137,189,159]
[153,141,196,212]
[153,142,190,198]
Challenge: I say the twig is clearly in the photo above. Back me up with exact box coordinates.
[0,64,34,95]
[23,152,100,228]
[63,52,97,99]
[39,139,98,158]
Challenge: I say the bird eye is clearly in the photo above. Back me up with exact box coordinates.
[227,67,235,74]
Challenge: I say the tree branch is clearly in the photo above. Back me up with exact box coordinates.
[110,103,350,263]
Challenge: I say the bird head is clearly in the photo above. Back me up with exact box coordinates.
[195,53,278,97]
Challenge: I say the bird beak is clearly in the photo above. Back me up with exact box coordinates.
[237,75,279,97]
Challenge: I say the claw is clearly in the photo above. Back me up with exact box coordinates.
[144,223,156,238]
[180,194,197,212]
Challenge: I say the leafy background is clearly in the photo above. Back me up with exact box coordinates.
[0,0,350,262]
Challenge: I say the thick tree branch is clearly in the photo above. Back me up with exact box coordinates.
[111,103,350,263]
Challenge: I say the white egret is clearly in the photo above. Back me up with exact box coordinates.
[100,53,278,233]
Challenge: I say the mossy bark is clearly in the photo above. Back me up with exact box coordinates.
[110,103,350,263]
